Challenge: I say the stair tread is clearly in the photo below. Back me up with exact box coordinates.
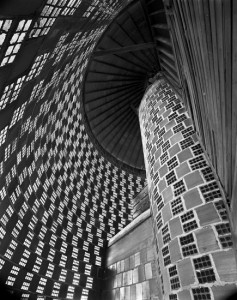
[149,9,165,16]
[155,36,172,46]
[153,23,169,30]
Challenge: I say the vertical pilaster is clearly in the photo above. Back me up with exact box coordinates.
[139,79,237,300]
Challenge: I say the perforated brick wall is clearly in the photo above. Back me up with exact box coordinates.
[139,79,237,300]
[0,1,146,299]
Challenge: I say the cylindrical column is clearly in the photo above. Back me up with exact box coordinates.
[139,79,237,300]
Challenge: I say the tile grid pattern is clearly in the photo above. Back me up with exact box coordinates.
[139,79,237,300]
[105,248,158,300]
[0,2,145,300]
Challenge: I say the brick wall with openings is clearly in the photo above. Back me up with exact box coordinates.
[139,79,237,300]
[0,1,146,299]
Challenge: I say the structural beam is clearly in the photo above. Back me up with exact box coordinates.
[93,42,156,57]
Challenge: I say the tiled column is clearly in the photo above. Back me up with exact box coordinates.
[139,79,237,300]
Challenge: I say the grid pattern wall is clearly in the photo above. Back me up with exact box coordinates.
[139,80,237,300]
[0,1,145,300]
[104,246,158,300]
[102,215,159,300]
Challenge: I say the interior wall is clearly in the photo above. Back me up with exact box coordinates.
[0,1,146,299]
[139,79,237,300]
[102,215,159,300]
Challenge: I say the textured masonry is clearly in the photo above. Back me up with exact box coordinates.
[139,80,237,300]
[0,4,146,298]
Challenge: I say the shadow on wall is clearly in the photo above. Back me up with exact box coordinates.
[226,291,237,300]
[101,268,116,300]
[0,283,21,299]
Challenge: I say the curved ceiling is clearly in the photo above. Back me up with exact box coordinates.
[83,0,160,173]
